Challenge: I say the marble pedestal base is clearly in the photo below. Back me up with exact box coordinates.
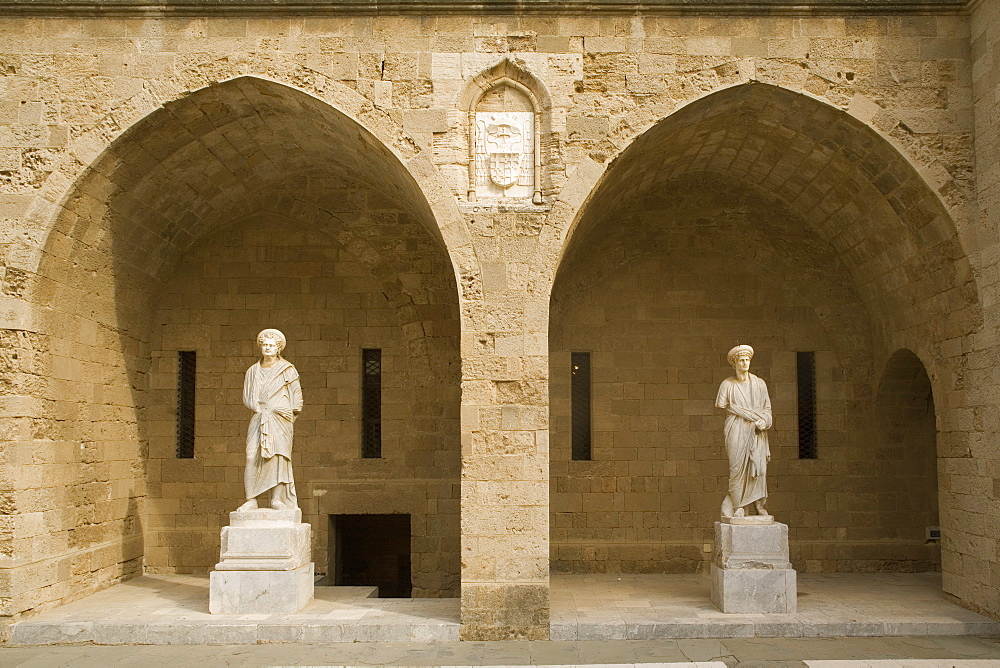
[209,507,314,614]
[710,519,797,614]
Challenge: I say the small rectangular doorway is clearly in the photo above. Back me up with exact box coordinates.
[330,514,412,598]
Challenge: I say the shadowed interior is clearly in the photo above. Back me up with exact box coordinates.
[24,76,462,612]
[550,84,959,575]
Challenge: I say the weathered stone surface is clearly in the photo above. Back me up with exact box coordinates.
[209,509,314,614]
[710,565,798,614]
[214,509,311,572]
[459,582,550,640]
[711,521,796,614]
[0,3,996,642]
[0,0,971,15]
[209,564,314,615]
[713,521,791,570]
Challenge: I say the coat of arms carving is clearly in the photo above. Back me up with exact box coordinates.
[475,111,534,200]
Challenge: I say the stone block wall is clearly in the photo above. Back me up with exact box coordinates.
[0,65,468,624]
[0,326,144,624]
[145,216,460,596]
[0,275,147,626]
[961,0,1000,617]
[550,176,940,575]
[0,4,994,638]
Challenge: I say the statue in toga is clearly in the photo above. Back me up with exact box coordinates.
[238,328,302,511]
[716,344,772,519]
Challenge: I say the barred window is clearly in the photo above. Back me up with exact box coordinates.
[177,351,196,459]
[571,352,592,461]
[361,349,382,458]
[797,351,817,459]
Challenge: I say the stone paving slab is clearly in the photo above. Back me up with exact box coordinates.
[9,574,459,646]
[805,663,1000,667]
[550,573,1000,641]
[2,637,1000,666]
[6,572,1000,647]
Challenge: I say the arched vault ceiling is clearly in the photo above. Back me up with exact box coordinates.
[77,76,440,280]
[554,172,874,371]
[567,83,979,339]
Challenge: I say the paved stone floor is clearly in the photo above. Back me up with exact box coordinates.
[2,636,1000,666]
[9,575,457,645]
[549,573,1000,640]
[6,572,999,647]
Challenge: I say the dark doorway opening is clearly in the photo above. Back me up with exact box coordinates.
[330,514,412,597]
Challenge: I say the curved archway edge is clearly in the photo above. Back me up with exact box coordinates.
[18,67,975,341]
[3,53,991,635]
[536,78,978,300]
[18,57,479,320]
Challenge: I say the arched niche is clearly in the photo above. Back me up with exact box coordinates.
[29,75,463,603]
[548,82,977,578]
[872,349,940,571]
[550,83,980,346]
[549,172,872,574]
[461,59,550,205]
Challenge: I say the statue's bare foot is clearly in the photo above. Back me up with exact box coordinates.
[237,499,258,511]
[721,495,734,518]
[733,507,745,518]
[271,500,289,510]
[754,500,767,516]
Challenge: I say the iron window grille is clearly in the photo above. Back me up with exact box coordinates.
[571,352,592,461]
[796,351,818,459]
[176,350,196,459]
[361,348,382,458]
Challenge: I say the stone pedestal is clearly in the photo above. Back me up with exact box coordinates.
[710,519,796,613]
[209,507,314,614]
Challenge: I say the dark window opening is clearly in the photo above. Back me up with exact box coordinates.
[571,351,592,461]
[362,349,382,458]
[177,350,196,459]
[797,351,817,459]
[330,514,411,597]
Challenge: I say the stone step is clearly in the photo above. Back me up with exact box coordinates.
[551,618,1000,641]
[8,573,1000,647]
[10,617,461,645]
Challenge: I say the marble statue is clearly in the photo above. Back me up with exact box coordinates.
[716,344,772,519]
[237,328,302,511]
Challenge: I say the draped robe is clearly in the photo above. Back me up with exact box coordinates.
[715,373,772,508]
[243,359,302,503]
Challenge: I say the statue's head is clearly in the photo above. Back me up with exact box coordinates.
[727,344,754,372]
[256,328,286,356]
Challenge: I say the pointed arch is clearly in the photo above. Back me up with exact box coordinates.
[545,81,979,584]
[459,57,553,115]
[10,71,466,615]
[872,348,940,571]
[19,63,476,311]
[541,82,981,345]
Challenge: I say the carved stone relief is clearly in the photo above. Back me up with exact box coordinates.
[475,111,534,200]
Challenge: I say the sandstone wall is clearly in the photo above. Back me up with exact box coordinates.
[961,0,1000,618]
[146,216,460,596]
[550,175,940,575]
[0,8,992,638]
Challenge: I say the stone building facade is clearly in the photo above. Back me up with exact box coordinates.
[0,0,997,642]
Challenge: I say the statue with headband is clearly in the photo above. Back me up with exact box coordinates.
[716,344,772,520]
[238,328,302,511]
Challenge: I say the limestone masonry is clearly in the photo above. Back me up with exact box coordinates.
[0,0,997,642]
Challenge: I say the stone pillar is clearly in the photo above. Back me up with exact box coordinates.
[209,508,314,614]
[459,221,550,640]
[711,519,797,614]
